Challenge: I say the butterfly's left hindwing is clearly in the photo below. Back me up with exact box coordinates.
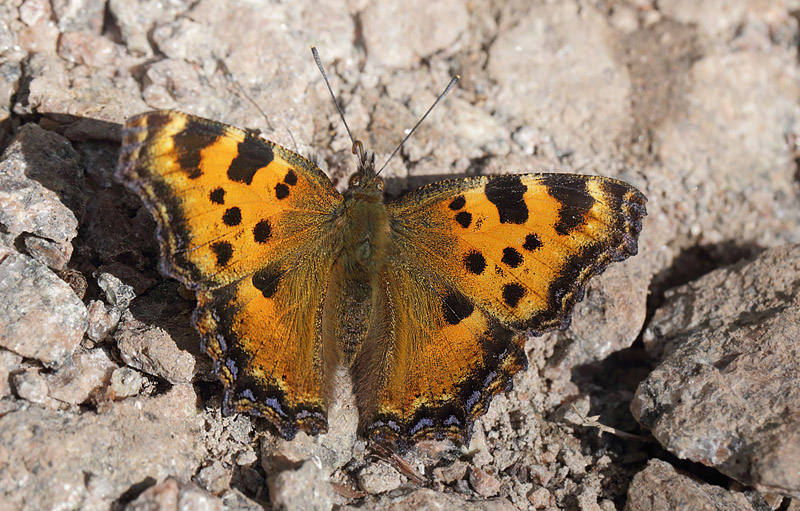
[117,111,344,439]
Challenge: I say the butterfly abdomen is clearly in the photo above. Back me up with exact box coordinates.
[322,193,392,364]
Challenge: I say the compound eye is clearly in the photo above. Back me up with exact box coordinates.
[349,174,361,187]
[376,178,385,191]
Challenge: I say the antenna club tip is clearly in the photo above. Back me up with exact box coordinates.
[455,75,461,80]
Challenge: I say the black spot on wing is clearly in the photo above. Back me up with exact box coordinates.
[211,241,233,266]
[464,251,486,275]
[501,247,523,268]
[449,196,466,210]
[284,169,297,185]
[254,219,272,243]
[275,183,290,200]
[502,283,525,308]
[485,175,528,224]
[222,207,241,226]
[252,267,281,298]
[228,137,274,185]
[523,233,542,251]
[539,175,595,235]
[442,290,474,325]
[455,211,472,228]
[173,128,218,179]
[210,187,225,204]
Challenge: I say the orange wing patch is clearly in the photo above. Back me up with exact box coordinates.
[194,250,336,437]
[117,111,344,439]
[117,111,342,290]
[389,174,646,334]
[353,262,527,446]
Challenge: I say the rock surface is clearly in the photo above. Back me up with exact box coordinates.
[0,385,204,510]
[625,459,757,511]
[633,245,800,496]
[0,123,83,269]
[0,251,87,367]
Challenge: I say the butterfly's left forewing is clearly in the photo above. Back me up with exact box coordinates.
[355,173,646,445]
[117,111,345,439]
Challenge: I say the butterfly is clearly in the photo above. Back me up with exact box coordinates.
[116,62,646,450]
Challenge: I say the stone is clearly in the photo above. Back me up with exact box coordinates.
[114,317,195,384]
[487,2,631,163]
[269,460,334,511]
[85,300,121,343]
[654,49,800,248]
[360,0,468,68]
[220,489,264,511]
[469,466,502,497]
[633,245,800,496]
[0,252,87,367]
[13,369,49,404]
[46,348,118,405]
[194,460,231,495]
[625,459,754,511]
[261,367,357,474]
[357,462,402,494]
[109,366,144,399]
[0,349,22,398]
[343,488,517,511]
[0,385,205,510]
[124,477,224,511]
[433,460,469,484]
[51,0,105,33]
[0,123,83,269]
[96,270,137,308]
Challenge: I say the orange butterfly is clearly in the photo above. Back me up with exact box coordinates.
[116,52,646,449]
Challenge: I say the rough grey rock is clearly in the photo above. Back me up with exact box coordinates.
[261,368,358,475]
[643,244,800,360]
[343,488,517,511]
[0,123,83,269]
[85,299,121,342]
[2,0,800,509]
[45,347,118,405]
[115,316,195,384]
[0,250,87,367]
[625,459,755,511]
[0,349,22,398]
[51,0,106,33]
[0,384,205,510]
[633,245,800,496]
[194,460,231,495]
[124,477,223,511]
[12,368,49,405]
[488,2,631,165]
[357,461,403,494]
[469,466,503,497]
[269,459,335,511]
[109,366,144,399]
[360,0,468,69]
[96,270,137,309]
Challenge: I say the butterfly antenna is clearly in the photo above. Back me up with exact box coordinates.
[376,75,459,176]
[311,46,363,160]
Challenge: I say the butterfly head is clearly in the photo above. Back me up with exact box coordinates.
[346,139,385,200]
